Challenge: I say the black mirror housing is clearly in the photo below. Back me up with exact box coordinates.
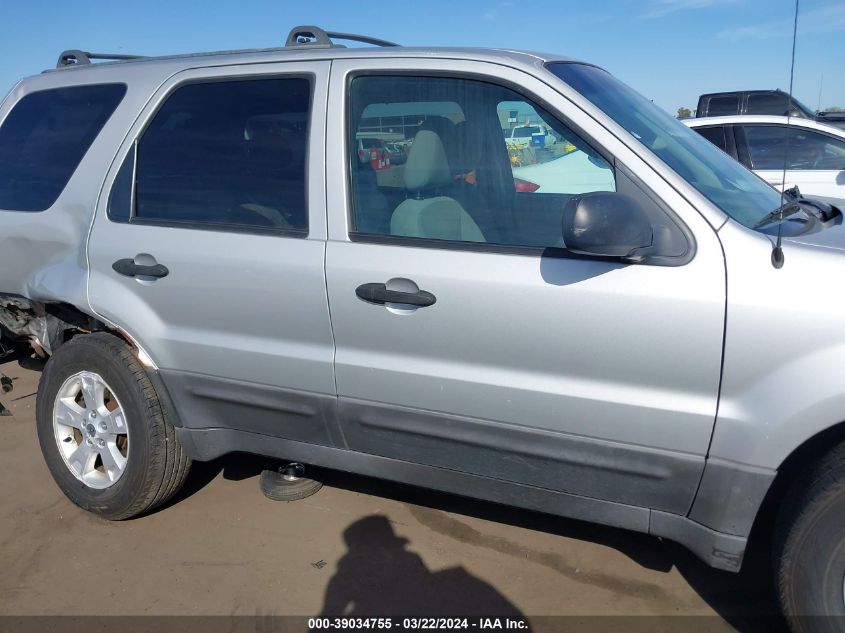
[562,192,654,260]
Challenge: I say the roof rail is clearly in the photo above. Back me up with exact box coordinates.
[284,25,398,49]
[56,50,145,68]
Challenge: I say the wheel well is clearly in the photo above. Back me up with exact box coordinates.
[748,421,845,549]
[0,295,129,363]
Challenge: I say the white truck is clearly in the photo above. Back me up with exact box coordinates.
[505,124,556,149]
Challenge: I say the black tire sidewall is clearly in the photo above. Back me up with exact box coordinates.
[780,480,845,630]
[259,469,322,501]
[36,337,157,517]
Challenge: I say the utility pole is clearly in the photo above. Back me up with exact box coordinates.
[817,73,823,113]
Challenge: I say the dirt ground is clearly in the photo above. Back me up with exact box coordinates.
[0,361,786,631]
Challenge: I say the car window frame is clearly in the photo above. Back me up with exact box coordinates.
[106,73,316,238]
[343,69,693,266]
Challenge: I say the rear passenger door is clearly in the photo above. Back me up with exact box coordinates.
[324,59,727,515]
[88,62,340,445]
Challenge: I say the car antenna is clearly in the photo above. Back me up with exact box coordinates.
[772,0,800,269]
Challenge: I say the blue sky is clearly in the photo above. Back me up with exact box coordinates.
[1,0,842,114]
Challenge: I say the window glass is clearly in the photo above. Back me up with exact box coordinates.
[694,126,728,153]
[499,100,615,195]
[745,125,845,171]
[0,84,125,212]
[746,93,790,116]
[348,75,616,248]
[706,95,739,117]
[549,63,782,229]
[135,77,310,232]
[108,149,134,221]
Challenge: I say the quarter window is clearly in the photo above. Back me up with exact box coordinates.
[0,84,126,212]
[133,77,311,232]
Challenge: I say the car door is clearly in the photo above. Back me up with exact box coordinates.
[324,58,727,515]
[740,124,845,202]
[88,61,341,445]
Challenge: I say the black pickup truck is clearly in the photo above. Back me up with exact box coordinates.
[696,89,845,130]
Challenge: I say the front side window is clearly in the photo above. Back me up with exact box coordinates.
[133,77,310,232]
[0,84,126,212]
[499,100,615,195]
[348,75,618,248]
[549,63,782,229]
[744,125,845,171]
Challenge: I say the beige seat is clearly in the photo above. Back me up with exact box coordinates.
[390,129,485,242]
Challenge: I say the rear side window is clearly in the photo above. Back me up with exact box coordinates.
[0,84,126,212]
[133,77,311,233]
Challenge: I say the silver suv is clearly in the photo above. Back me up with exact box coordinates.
[1,26,843,628]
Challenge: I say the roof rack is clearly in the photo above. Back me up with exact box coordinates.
[54,26,397,70]
[57,50,145,68]
[284,25,398,48]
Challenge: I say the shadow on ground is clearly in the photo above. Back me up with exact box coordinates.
[166,453,787,632]
[318,514,525,617]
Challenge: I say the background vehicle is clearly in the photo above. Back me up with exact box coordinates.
[2,26,845,630]
[505,124,556,149]
[686,115,845,206]
[696,89,845,130]
[511,149,615,194]
[355,133,408,166]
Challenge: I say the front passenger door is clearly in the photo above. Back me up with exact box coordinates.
[324,60,727,516]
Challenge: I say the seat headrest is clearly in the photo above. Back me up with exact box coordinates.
[404,129,453,192]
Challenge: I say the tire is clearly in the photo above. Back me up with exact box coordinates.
[260,467,322,501]
[36,332,190,519]
[775,439,845,632]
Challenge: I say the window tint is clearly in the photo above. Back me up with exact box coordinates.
[349,75,626,250]
[706,95,739,117]
[0,84,125,212]
[108,149,134,221]
[694,126,728,153]
[746,93,790,116]
[745,125,845,171]
[135,77,310,232]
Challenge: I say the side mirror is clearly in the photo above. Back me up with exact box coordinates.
[562,192,654,261]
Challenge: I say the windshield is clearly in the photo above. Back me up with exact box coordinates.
[548,63,782,228]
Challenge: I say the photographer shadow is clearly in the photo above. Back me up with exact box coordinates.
[319,515,525,619]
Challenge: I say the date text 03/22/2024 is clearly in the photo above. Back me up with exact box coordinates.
[307,618,530,630]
